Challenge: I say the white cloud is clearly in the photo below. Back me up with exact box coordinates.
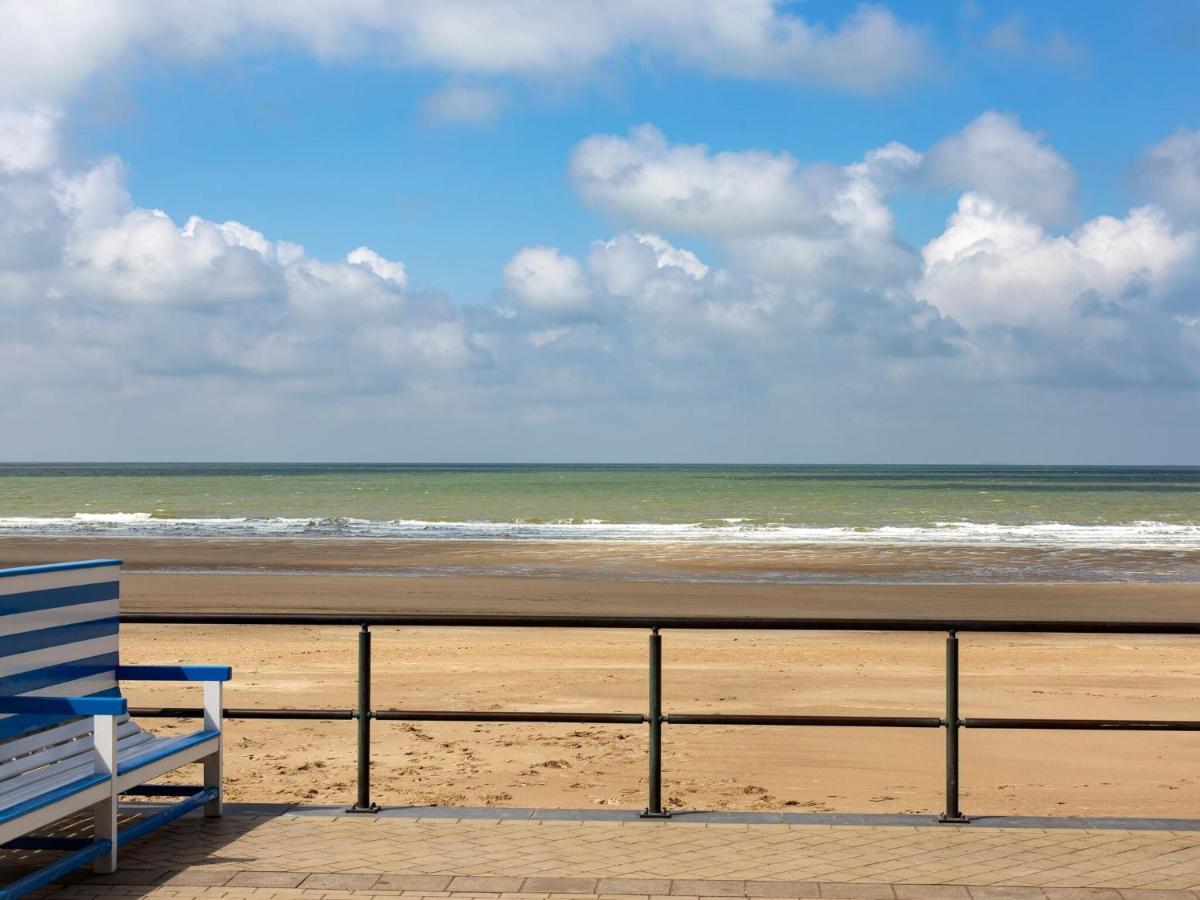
[0,1,933,106]
[917,193,1197,330]
[921,111,1076,224]
[502,245,591,313]
[0,106,62,173]
[570,124,878,237]
[1136,129,1200,224]
[0,124,476,397]
[347,246,408,286]
[3,103,1200,461]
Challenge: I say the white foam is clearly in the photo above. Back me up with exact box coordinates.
[0,514,1197,548]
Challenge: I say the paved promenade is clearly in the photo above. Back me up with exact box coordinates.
[11,806,1200,900]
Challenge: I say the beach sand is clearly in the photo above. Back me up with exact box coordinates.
[7,536,1200,817]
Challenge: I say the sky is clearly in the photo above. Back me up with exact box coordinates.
[1,0,1199,463]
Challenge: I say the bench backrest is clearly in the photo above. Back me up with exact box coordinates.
[0,560,123,744]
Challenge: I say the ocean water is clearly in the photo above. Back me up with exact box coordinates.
[0,463,1198,549]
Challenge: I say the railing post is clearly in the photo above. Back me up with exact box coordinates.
[641,627,670,818]
[347,623,380,813]
[939,629,968,823]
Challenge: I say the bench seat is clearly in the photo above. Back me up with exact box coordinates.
[0,559,230,900]
[0,719,220,829]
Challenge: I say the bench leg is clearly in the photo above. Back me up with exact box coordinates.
[203,681,223,817]
[91,714,119,874]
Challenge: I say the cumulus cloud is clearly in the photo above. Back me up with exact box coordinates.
[570,124,925,240]
[3,102,1200,460]
[915,194,1200,385]
[1136,129,1200,223]
[921,111,1076,224]
[0,0,932,106]
[918,194,1197,329]
[0,113,475,398]
[502,246,591,314]
[565,120,1200,388]
[0,106,62,173]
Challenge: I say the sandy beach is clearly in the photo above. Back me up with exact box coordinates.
[8,536,1200,817]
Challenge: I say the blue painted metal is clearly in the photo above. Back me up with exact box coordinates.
[0,618,118,659]
[0,694,126,716]
[0,775,110,825]
[0,582,118,616]
[116,786,218,846]
[0,689,123,742]
[118,664,233,682]
[0,559,120,579]
[0,838,113,900]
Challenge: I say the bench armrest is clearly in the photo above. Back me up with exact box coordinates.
[0,695,128,715]
[118,665,232,682]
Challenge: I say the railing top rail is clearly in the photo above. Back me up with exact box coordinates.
[120,612,1200,634]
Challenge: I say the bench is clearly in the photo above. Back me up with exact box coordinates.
[0,559,230,899]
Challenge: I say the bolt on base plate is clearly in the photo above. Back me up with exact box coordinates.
[640,808,672,819]
[345,803,381,814]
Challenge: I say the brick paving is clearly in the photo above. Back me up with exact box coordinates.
[7,808,1200,899]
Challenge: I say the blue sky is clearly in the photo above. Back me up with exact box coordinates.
[68,0,1198,304]
[1,1,1198,461]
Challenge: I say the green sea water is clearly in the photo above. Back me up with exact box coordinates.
[0,464,1198,547]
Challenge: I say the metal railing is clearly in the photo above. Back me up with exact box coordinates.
[120,613,1200,821]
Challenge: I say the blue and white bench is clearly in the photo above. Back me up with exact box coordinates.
[0,559,230,899]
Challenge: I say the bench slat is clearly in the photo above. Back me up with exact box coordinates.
[0,599,119,640]
[0,719,143,784]
[0,678,124,742]
[0,730,159,812]
[0,714,130,761]
[0,635,119,679]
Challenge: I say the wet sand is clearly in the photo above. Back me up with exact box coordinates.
[8,537,1200,817]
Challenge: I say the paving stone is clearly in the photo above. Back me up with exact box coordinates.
[227,871,308,887]
[448,876,529,892]
[522,878,601,892]
[816,885,896,899]
[893,887,972,899]
[597,880,674,895]
[299,872,382,889]
[158,869,236,886]
[967,889,1048,899]
[743,881,821,897]
[81,868,166,885]
[376,874,456,890]
[671,881,745,896]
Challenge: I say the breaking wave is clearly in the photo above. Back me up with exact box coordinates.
[1,513,1199,548]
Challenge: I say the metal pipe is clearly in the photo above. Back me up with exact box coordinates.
[130,707,355,720]
[664,714,942,727]
[964,718,1200,730]
[372,710,644,723]
[939,631,968,823]
[346,624,379,813]
[133,706,1200,731]
[642,628,669,818]
[119,612,1200,634]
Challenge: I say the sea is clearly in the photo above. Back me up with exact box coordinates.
[0,463,1198,548]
